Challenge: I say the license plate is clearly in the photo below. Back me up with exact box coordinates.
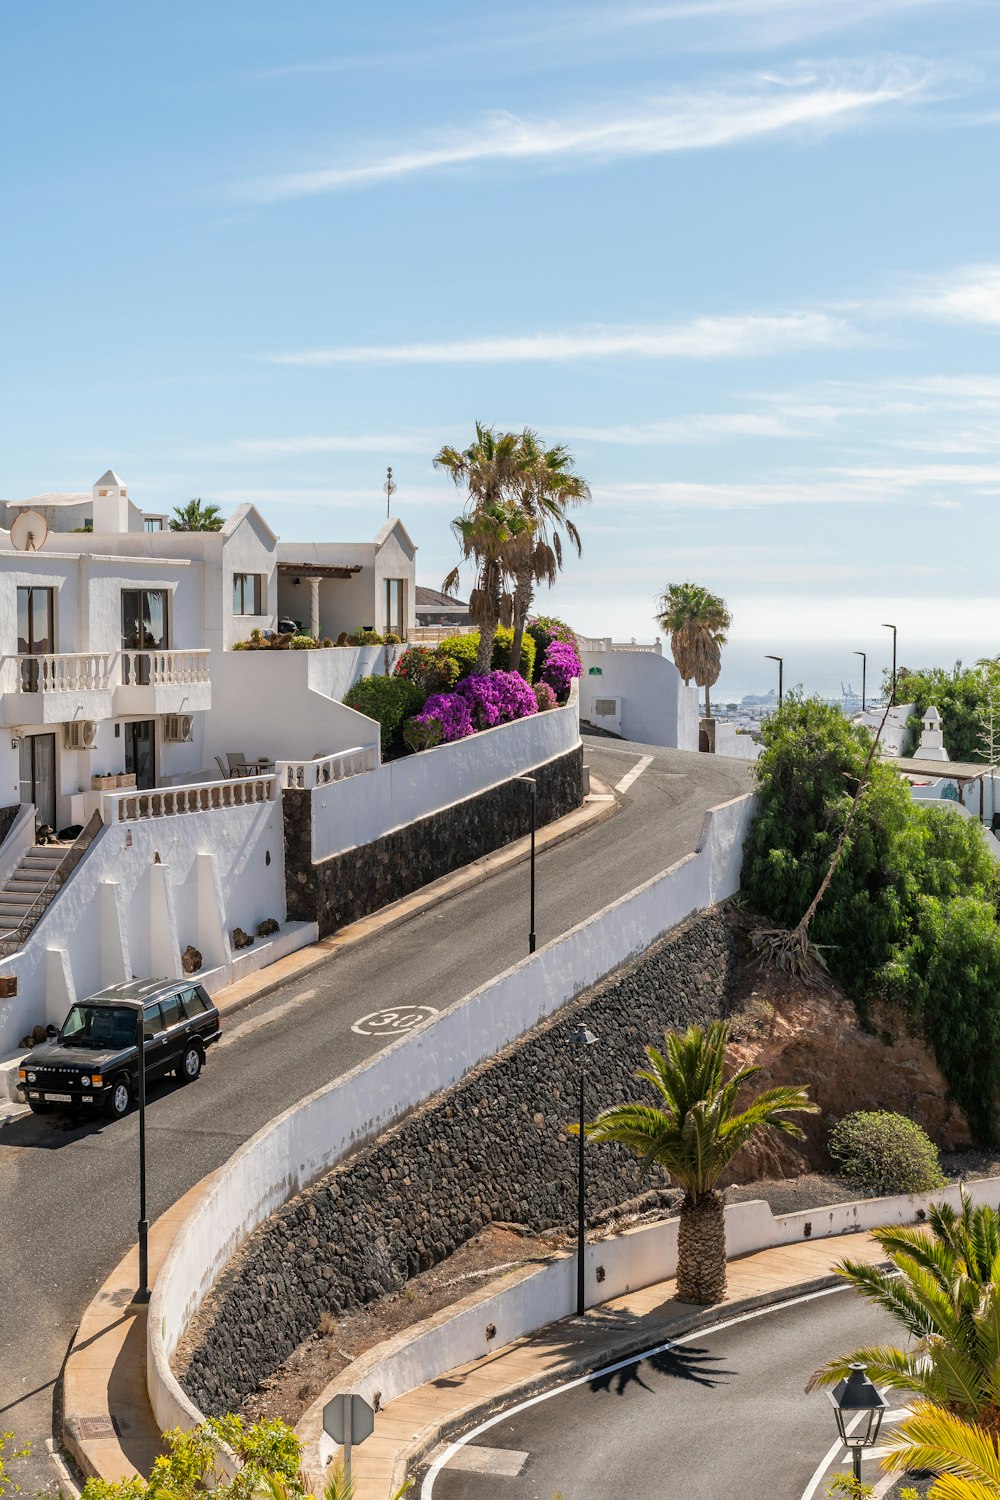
[44,1093,72,1103]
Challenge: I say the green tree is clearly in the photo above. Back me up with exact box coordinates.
[506,430,589,673]
[894,662,995,763]
[808,1197,1000,1429]
[440,499,531,674]
[577,1021,816,1304]
[169,498,224,532]
[887,1402,1000,1499]
[655,583,732,719]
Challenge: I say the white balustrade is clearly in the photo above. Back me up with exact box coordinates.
[5,652,115,693]
[276,744,378,790]
[103,773,276,823]
[120,649,211,686]
[576,636,662,655]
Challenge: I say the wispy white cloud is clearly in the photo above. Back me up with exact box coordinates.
[242,65,930,201]
[575,0,958,50]
[562,412,806,443]
[902,263,1000,325]
[270,311,853,367]
[590,476,896,509]
[203,433,434,458]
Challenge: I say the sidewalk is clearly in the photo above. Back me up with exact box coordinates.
[338,1234,887,1500]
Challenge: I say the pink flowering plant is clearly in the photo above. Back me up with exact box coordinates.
[456,670,537,730]
[403,691,474,750]
[540,640,582,702]
[533,681,558,712]
[394,645,459,695]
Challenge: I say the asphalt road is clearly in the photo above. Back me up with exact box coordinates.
[422,1289,903,1500]
[0,736,752,1488]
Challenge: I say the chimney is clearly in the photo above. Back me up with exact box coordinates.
[91,469,129,533]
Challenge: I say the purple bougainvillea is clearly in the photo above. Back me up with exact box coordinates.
[456,670,538,731]
[405,690,474,748]
[540,640,582,702]
[533,680,558,712]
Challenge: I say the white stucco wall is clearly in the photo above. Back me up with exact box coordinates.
[276,520,417,642]
[308,696,581,861]
[0,791,295,1060]
[579,648,700,749]
[713,721,763,761]
[147,789,756,1437]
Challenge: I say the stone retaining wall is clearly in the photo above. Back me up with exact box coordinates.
[283,746,583,933]
[179,903,739,1413]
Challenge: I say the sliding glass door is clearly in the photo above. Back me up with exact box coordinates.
[19,734,56,829]
[124,720,156,791]
[16,587,54,691]
[121,590,168,684]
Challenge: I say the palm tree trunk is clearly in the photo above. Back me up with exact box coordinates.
[509,565,534,674]
[475,620,496,674]
[704,683,711,719]
[676,1190,727,1304]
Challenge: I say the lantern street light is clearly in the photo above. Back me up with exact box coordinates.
[828,1363,888,1485]
[853,651,867,713]
[765,654,784,707]
[570,1021,598,1317]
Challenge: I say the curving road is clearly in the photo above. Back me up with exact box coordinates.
[0,736,753,1490]
[421,1289,902,1500]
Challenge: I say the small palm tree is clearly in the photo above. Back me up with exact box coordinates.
[808,1196,1000,1430]
[578,1021,816,1304]
[169,498,224,532]
[887,1401,1000,1499]
[441,499,531,673]
[656,582,732,719]
[507,430,589,672]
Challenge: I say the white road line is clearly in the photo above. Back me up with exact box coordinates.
[217,988,317,1048]
[615,755,653,794]
[421,1282,849,1498]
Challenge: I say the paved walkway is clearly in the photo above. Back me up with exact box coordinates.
[343,1234,886,1500]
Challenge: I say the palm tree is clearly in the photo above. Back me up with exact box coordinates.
[578,1021,817,1305]
[808,1196,1000,1431]
[887,1402,1000,1499]
[655,583,732,719]
[169,498,224,532]
[441,499,531,673]
[507,430,590,673]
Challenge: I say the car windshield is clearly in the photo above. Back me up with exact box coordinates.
[60,1004,137,1049]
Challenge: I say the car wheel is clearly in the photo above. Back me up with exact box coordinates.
[106,1076,132,1118]
[27,1099,52,1115]
[178,1043,202,1083]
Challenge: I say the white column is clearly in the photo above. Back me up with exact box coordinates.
[309,578,321,640]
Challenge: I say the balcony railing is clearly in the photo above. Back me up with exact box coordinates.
[102,773,275,823]
[6,652,115,694]
[276,744,378,790]
[120,649,211,687]
[576,636,663,655]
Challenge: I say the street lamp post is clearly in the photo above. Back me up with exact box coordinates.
[853,651,867,713]
[569,1022,598,1317]
[828,1363,888,1486]
[515,775,537,954]
[765,654,784,707]
[134,1012,150,1304]
[882,623,897,706]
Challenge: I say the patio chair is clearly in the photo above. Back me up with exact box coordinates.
[226,751,251,776]
[214,756,232,779]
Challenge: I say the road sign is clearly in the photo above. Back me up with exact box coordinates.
[323,1392,375,1447]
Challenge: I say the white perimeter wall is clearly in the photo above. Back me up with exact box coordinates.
[0,794,291,1059]
[308,695,580,861]
[148,789,756,1436]
[713,721,763,762]
[579,649,699,750]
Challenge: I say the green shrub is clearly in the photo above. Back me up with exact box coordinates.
[343,675,425,756]
[827,1110,947,1196]
[288,634,320,649]
[436,627,535,681]
[403,716,444,753]
[80,1415,305,1500]
[394,645,459,694]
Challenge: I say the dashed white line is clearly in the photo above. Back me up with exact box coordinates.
[615,755,653,794]
[217,988,318,1048]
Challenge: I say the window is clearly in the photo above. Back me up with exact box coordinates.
[144,517,164,533]
[233,573,263,615]
[180,986,208,1016]
[16,587,55,691]
[121,590,169,684]
[159,992,184,1029]
[384,578,404,638]
[142,1003,163,1039]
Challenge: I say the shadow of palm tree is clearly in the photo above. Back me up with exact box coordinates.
[587,1343,731,1397]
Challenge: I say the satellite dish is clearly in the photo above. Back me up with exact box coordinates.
[10,510,49,552]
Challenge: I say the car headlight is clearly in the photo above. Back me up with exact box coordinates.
[26,1071,35,1083]
[80,1076,90,1087]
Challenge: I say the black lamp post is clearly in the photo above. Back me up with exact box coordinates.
[828,1363,888,1485]
[882,623,897,706]
[853,651,867,713]
[765,654,784,707]
[134,1011,150,1304]
[570,1022,598,1316]
[515,775,537,954]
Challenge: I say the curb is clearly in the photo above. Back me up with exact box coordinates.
[392,1274,845,1493]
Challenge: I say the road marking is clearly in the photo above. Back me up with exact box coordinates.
[428,1445,528,1477]
[421,1282,850,1498]
[351,1004,439,1037]
[217,988,317,1048]
[615,755,653,794]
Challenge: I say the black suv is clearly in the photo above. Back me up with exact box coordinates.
[17,978,222,1119]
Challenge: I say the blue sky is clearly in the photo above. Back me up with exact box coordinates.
[3,0,1000,695]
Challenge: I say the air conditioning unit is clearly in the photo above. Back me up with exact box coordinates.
[64,720,98,750]
[163,713,194,743]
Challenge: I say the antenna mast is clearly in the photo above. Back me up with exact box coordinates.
[383,465,397,520]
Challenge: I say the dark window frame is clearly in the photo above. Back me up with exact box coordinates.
[232,573,264,615]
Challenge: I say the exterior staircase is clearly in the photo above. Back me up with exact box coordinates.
[0,844,72,949]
